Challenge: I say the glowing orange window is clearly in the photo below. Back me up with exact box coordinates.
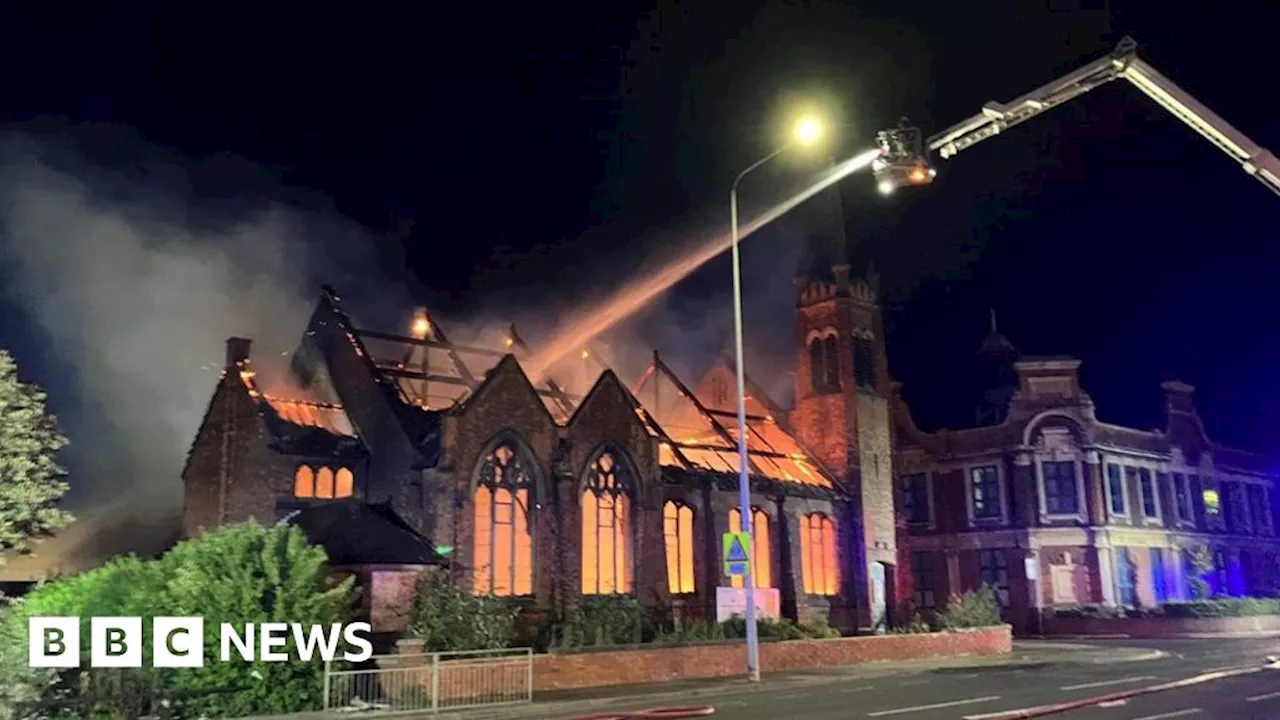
[315,468,335,499]
[472,443,534,596]
[801,513,839,596]
[293,466,315,498]
[663,501,695,594]
[334,468,354,498]
[582,451,633,595]
[728,507,772,589]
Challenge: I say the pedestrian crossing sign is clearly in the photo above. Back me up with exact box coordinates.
[722,531,752,577]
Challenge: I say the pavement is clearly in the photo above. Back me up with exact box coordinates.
[428,637,1280,720]
[261,637,1280,720]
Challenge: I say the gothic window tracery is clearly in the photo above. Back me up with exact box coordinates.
[582,449,634,595]
[473,440,535,597]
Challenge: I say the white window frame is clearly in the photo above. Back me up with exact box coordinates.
[966,462,1009,527]
[1032,428,1088,523]
[1104,461,1129,519]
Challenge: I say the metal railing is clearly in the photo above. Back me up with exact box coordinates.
[323,647,533,715]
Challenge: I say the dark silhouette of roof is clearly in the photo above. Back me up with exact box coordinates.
[281,500,446,567]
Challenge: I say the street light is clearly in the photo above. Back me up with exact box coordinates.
[729,113,824,683]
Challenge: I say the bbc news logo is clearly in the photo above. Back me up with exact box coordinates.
[29,617,374,668]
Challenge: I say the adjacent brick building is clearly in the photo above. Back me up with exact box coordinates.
[182,252,907,633]
[895,322,1280,633]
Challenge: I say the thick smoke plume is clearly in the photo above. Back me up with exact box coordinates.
[0,129,405,577]
[0,127,832,579]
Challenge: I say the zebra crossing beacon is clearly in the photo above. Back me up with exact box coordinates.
[871,36,1280,197]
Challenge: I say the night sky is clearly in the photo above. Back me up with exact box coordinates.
[1,1,1279,564]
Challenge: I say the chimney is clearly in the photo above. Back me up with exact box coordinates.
[226,337,252,368]
[1161,380,1197,416]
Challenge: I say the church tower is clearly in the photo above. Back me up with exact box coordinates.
[789,186,903,631]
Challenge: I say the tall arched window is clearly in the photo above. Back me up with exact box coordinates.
[582,449,633,595]
[808,339,825,394]
[822,335,840,390]
[315,468,335,499]
[728,507,772,589]
[473,441,535,596]
[293,466,315,498]
[801,513,839,596]
[663,501,695,594]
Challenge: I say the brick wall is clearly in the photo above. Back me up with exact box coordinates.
[525,626,1011,692]
[182,374,300,536]
[1044,614,1280,638]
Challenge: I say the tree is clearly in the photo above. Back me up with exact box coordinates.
[4,522,360,718]
[0,350,74,560]
[1188,545,1215,599]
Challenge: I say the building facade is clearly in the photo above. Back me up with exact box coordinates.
[894,326,1280,633]
[183,265,908,633]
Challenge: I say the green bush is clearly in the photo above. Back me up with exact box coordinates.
[719,615,841,641]
[2,521,360,719]
[550,595,644,649]
[410,570,518,652]
[1160,598,1280,618]
[936,586,1002,630]
[889,613,933,634]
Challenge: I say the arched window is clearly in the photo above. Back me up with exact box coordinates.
[582,449,633,595]
[801,513,839,596]
[334,468,354,498]
[822,335,840,391]
[293,466,315,498]
[315,468,335,499]
[663,501,695,594]
[853,335,875,389]
[728,507,772,589]
[808,339,825,394]
[473,441,535,596]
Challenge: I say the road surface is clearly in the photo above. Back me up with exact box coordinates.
[534,638,1280,720]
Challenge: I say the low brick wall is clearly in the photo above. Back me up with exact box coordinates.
[530,626,1011,692]
[1045,614,1280,638]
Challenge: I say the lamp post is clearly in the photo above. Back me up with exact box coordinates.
[729,114,823,682]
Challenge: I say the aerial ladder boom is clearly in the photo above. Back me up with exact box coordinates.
[880,37,1280,196]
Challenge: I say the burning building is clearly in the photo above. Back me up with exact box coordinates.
[183,254,908,634]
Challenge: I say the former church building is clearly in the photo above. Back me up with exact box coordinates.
[183,252,907,634]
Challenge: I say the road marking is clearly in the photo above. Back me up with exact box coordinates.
[1098,700,1128,707]
[1060,675,1157,691]
[842,685,875,693]
[868,695,1000,717]
[1131,709,1202,720]
[898,679,931,686]
[1247,690,1280,702]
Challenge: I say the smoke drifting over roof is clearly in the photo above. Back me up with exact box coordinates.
[0,127,411,577]
[0,125,828,579]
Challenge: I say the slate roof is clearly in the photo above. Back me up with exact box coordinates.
[281,500,446,566]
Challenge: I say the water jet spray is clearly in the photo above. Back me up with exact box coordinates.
[525,147,882,380]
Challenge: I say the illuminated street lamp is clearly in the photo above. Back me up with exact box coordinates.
[729,112,824,683]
